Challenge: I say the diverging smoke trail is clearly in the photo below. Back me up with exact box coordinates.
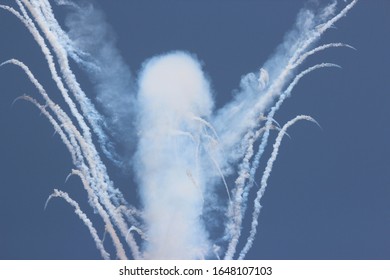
[135,52,214,259]
[0,0,358,260]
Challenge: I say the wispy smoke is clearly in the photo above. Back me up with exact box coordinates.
[62,1,137,164]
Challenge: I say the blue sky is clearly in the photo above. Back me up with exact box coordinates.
[0,0,390,259]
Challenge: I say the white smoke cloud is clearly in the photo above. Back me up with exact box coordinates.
[135,51,214,259]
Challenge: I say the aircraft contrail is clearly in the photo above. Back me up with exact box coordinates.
[0,0,358,259]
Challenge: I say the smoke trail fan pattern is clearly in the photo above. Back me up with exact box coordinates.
[0,0,357,259]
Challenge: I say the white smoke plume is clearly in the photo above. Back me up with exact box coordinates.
[135,52,213,259]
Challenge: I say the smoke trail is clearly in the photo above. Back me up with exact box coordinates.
[69,169,130,260]
[136,51,213,259]
[18,2,142,259]
[11,94,77,163]
[238,115,319,260]
[211,1,335,171]
[3,1,142,259]
[246,62,340,199]
[221,1,342,259]
[21,0,119,165]
[222,0,357,259]
[290,42,356,69]
[223,63,339,260]
[45,189,110,260]
[12,79,135,259]
[0,3,101,173]
[1,59,82,165]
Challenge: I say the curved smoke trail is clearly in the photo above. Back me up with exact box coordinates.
[0,0,357,259]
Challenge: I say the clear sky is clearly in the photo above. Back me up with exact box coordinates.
[0,0,390,260]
